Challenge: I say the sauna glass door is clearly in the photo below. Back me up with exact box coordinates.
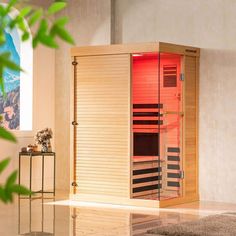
[131,52,183,201]
[131,53,161,200]
[159,53,183,200]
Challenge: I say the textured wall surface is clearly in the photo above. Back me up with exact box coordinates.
[199,50,236,202]
[113,0,236,203]
[114,0,236,49]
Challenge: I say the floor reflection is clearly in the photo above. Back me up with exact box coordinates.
[18,198,55,235]
[70,208,199,236]
[18,196,70,236]
[0,196,203,236]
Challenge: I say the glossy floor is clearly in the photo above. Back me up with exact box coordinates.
[1,194,236,236]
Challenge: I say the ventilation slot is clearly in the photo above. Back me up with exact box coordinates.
[163,65,177,87]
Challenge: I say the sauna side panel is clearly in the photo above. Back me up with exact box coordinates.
[184,55,199,198]
[74,54,130,197]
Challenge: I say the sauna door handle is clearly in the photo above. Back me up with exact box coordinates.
[162,111,184,116]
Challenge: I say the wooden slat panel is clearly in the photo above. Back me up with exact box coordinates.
[75,54,130,197]
[132,173,160,180]
[132,180,161,188]
[132,189,159,198]
[133,162,159,170]
[184,56,198,197]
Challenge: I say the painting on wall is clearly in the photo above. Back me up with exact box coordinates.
[0,28,20,130]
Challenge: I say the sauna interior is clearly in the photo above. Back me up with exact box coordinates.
[132,52,182,201]
[71,43,199,207]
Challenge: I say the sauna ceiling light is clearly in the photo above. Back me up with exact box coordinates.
[133,53,143,57]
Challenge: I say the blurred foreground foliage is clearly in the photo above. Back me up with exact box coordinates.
[0,0,74,203]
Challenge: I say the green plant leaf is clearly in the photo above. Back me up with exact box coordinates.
[0,52,23,72]
[50,17,69,37]
[28,8,43,26]
[11,185,31,195]
[0,187,8,203]
[53,16,69,27]
[0,32,6,45]
[48,2,66,15]
[32,37,39,48]
[39,34,58,48]
[0,5,5,16]
[22,32,30,41]
[0,127,17,142]
[0,65,5,96]
[0,158,10,174]
[0,158,31,202]
[9,18,18,29]
[6,170,17,187]
[19,6,32,18]
[37,18,48,35]
[4,188,13,202]
[54,26,74,44]
[17,19,28,33]
[5,0,18,15]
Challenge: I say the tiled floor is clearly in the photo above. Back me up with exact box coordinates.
[1,194,236,236]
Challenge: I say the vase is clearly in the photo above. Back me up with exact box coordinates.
[41,140,52,152]
[41,143,48,152]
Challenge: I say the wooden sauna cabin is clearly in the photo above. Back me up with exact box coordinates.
[70,42,199,208]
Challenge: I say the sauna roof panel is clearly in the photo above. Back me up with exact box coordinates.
[71,42,199,57]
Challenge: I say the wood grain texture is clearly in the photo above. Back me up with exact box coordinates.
[71,43,159,56]
[71,42,200,57]
[74,54,130,197]
[159,42,200,57]
[183,55,199,199]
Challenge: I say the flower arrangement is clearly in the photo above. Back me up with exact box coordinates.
[35,128,53,152]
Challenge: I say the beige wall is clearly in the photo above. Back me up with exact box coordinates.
[199,49,236,203]
[114,0,236,49]
[0,0,55,191]
[0,44,55,190]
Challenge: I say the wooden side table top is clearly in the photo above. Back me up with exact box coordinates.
[19,151,55,156]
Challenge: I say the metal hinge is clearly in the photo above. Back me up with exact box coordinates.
[180,171,184,179]
[72,61,78,66]
[71,181,78,187]
[180,73,184,81]
[72,121,78,126]
[71,214,78,219]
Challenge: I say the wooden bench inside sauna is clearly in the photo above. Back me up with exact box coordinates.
[71,42,199,208]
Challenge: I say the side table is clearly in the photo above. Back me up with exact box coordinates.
[18,152,56,196]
